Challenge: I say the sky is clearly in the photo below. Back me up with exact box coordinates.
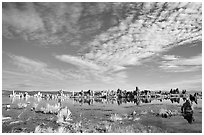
[2,2,202,91]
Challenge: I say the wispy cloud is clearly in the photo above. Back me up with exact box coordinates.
[54,2,201,88]
[81,2,201,73]
[160,54,202,72]
[2,3,82,45]
[55,55,101,70]
[9,54,47,72]
[2,3,118,45]
[55,54,128,85]
[8,54,86,80]
[162,55,180,61]
[4,54,93,90]
[3,3,202,90]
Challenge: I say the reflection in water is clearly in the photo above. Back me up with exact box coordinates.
[10,96,30,103]
[70,97,182,106]
[74,98,94,106]
[70,97,202,106]
[8,95,201,108]
[117,98,141,106]
[170,98,180,104]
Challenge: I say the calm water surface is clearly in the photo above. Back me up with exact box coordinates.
[2,95,202,114]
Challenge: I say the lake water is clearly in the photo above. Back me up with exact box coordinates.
[2,95,202,110]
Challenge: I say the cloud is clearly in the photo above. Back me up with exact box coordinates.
[54,2,201,87]
[3,3,202,90]
[9,54,46,72]
[55,55,101,70]
[55,54,128,85]
[8,54,86,80]
[160,54,202,72]
[2,3,119,45]
[2,3,81,45]
[80,2,201,72]
[3,2,201,55]
[5,54,127,90]
[2,3,44,39]
[162,55,180,60]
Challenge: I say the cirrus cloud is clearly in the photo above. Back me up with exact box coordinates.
[55,54,128,84]
[3,2,202,90]
[8,54,86,80]
[160,54,202,72]
[2,2,121,46]
[81,2,201,72]
[54,2,202,88]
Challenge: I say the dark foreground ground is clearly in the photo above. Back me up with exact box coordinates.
[2,99,202,133]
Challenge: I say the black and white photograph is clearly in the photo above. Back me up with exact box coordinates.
[2,2,202,133]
